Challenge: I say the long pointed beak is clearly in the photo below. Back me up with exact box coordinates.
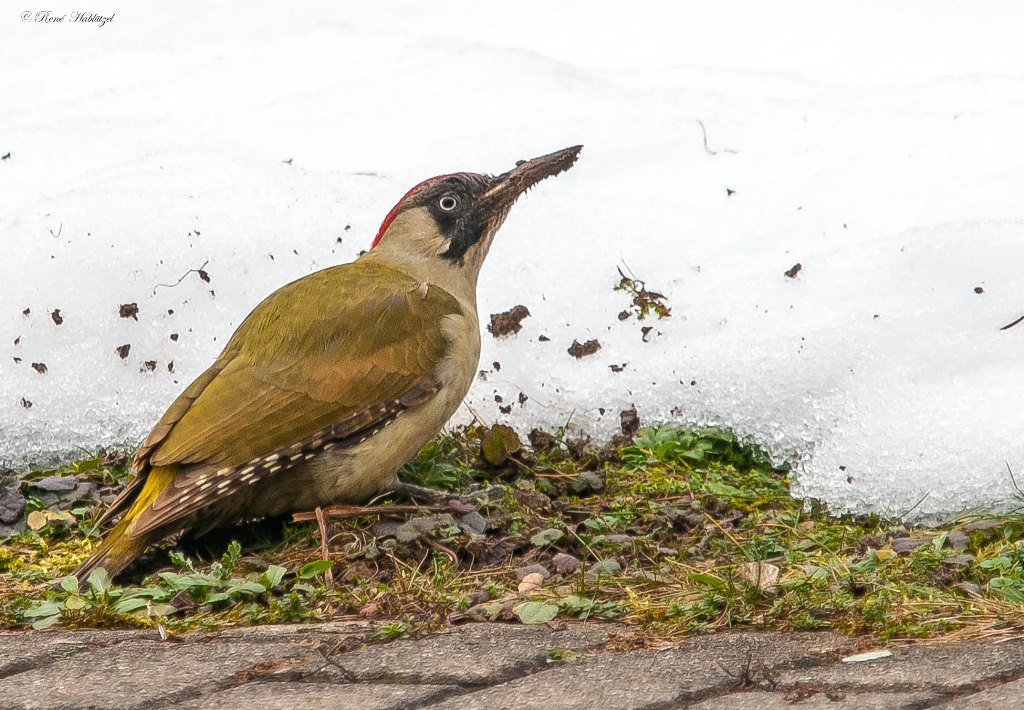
[482,145,583,211]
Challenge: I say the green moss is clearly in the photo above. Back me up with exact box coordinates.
[5,424,1024,643]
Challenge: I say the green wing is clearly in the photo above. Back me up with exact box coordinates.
[100,261,462,534]
[145,260,461,468]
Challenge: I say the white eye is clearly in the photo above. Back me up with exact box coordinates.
[439,195,458,211]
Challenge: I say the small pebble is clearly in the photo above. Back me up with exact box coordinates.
[459,511,488,534]
[891,536,931,554]
[30,476,76,493]
[518,572,545,593]
[517,564,551,580]
[551,553,581,575]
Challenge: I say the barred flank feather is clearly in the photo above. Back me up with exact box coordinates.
[73,466,177,584]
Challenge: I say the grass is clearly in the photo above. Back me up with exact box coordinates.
[4,423,1024,644]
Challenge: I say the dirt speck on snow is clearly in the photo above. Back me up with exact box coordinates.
[620,406,640,437]
[567,339,601,359]
[487,305,531,337]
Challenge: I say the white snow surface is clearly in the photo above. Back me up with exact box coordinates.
[3,1,1024,519]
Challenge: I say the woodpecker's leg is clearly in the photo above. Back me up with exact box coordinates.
[314,507,334,589]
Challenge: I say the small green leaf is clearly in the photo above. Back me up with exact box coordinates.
[263,565,287,587]
[158,572,210,589]
[53,510,76,524]
[64,596,88,611]
[149,603,178,616]
[22,601,62,619]
[32,615,62,630]
[690,572,729,593]
[59,575,80,594]
[227,580,266,596]
[299,559,334,579]
[530,528,565,546]
[87,567,111,595]
[514,601,559,624]
[204,592,230,604]
[113,598,150,614]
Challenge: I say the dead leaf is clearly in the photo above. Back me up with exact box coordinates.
[738,561,779,591]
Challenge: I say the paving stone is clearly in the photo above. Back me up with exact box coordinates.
[426,631,854,710]
[194,620,376,643]
[179,681,458,709]
[0,637,316,709]
[777,639,1024,695]
[310,622,617,686]
[0,629,153,679]
[0,632,91,679]
[934,677,1024,708]
[687,689,945,709]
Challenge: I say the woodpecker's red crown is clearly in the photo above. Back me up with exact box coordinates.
[369,146,582,263]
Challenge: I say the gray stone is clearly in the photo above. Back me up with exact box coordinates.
[311,622,615,686]
[568,471,604,495]
[0,482,26,524]
[196,620,377,645]
[0,632,91,679]
[0,637,314,708]
[0,515,27,537]
[25,477,96,511]
[459,511,488,534]
[0,629,154,679]
[517,564,551,580]
[551,552,581,575]
[946,530,970,550]
[428,631,855,710]
[945,554,976,567]
[934,677,1024,708]
[395,515,452,543]
[688,689,944,709]
[180,681,457,709]
[777,638,1024,695]
[890,536,932,554]
[30,476,77,493]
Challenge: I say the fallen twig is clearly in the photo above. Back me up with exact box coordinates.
[153,260,210,294]
[697,119,738,156]
[1000,313,1024,331]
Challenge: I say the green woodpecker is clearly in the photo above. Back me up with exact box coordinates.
[75,146,582,581]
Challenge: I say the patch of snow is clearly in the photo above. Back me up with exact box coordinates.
[3,1,1023,520]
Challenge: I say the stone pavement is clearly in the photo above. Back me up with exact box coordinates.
[2,622,1024,709]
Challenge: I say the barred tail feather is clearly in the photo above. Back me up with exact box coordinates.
[73,466,177,584]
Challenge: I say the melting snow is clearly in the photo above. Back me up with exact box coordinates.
[2,1,1023,519]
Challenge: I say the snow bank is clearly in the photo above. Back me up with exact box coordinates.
[3,1,1024,519]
